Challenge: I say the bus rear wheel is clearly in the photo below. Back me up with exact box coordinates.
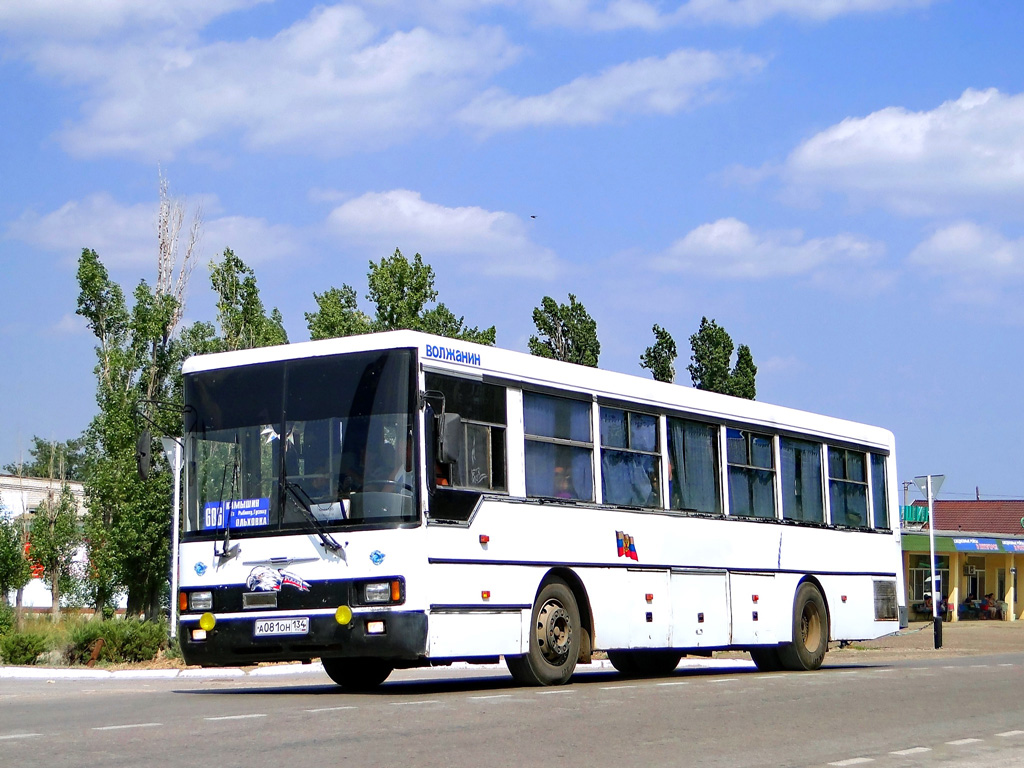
[778,583,828,671]
[608,649,682,678]
[506,578,580,686]
[749,647,784,672]
[322,657,393,690]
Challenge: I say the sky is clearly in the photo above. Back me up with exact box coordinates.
[1,0,1022,504]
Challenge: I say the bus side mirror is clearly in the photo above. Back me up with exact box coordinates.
[136,429,152,481]
[439,413,463,465]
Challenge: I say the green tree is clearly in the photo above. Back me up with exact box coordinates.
[77,242,193,619]
[728,344,758,400]
[687,317,757,400]
[209,248,288,350]
[305,285,373,340]
[528,294,600,367]
[0,508,32,607]
[305,249,495,344]
[2,436,87,482]
[28,483,81,620]
[640,324,677,383]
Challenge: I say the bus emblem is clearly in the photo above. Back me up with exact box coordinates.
[194,562,207,576]
[616,531,638,561]
[370,550,386,565]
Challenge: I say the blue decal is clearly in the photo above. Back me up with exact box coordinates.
[194,562,207,576]
[424,344,481,367]
[203,498,270,529]
[370,550,386,565]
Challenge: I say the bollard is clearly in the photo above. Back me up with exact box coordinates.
[87,638,106,668]
[933,616,942,649]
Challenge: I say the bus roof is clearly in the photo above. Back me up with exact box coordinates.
[182,330,895,451]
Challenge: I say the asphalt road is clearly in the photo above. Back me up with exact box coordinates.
[2,654,1023,768]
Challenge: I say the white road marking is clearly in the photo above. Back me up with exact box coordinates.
[304,706,357,713]
[536,689,574,695]
[709,678,739,683]
[890,747,931,756]
[390,700,439,706]
[204,714,267,721]
[998,663,1015,667]
[599,685,637,690]
[0,733,42,741]
[946,738,983,746]
[828,758,873,766]
[469,694,512,700]
[997,730,1024,737]
[655,681,689,687]
[92,723,161,731]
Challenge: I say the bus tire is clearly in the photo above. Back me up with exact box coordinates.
[749,647,784,672]
[778,582,828,671]
[506,578,580,686]
[608,649,682,678]
[322,657,393,690]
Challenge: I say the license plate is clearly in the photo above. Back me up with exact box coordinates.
[254,617,309,636]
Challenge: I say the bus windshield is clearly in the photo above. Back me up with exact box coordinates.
[183,349,417,538]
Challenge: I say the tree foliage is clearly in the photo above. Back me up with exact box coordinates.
[304,248,496,344]
[528,294,600,367]
[209,248,288,350]
[0,508,32,605]
[640,324,677,383]
[306,285,373,340]
[76,233,196,618]
[687,317,757,399]
[2,436,87,482]
[28,483,80,619]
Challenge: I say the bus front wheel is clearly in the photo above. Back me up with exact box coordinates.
[506,578,580,686]
[778,582,828,671]
[322,657,393,690]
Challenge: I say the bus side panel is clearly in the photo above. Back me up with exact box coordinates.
[427,612,523,658]
[581,568,671,650]
[669,571,730,649]
[729,573,777,646]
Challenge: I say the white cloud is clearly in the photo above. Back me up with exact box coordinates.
[784,88,1024,216]
[6,193,298,267]
[653,217,884,279]
[910,222,1024,278]
[33,5,519,160]
[459,49,764,132]
[327,189,560,277]
[0,0,269,40]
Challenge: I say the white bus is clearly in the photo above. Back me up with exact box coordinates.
[176,330,904,688]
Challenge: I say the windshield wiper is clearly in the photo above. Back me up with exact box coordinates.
[283,479,345,555]
[214,439,241,563]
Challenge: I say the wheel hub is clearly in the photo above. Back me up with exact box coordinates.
[537,601,572,662]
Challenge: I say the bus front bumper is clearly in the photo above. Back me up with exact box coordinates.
[178,610,428,667]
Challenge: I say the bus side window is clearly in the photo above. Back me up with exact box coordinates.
[424,373,507,492]
[523,392,594,502]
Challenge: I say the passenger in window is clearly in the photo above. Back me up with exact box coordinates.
[554,466,573,499]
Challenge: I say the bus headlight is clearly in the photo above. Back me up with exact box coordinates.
[364,582,391,603]
[354,578,404,605]
[189,591,213,611]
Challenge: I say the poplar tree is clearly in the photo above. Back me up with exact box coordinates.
[640,324,677,383]
[528,294,600,367]
[687,317,757,400]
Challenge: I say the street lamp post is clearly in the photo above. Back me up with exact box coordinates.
[914,474,945,650]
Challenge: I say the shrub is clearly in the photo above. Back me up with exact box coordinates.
[0,603,14,638]
[1,631,50,665]
[67,618,167,664]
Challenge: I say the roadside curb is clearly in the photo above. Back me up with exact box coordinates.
[0,657,752,681]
